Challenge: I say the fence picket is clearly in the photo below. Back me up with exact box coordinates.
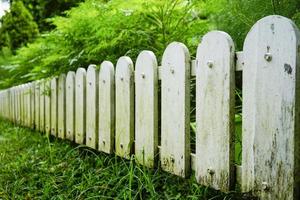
[66,71,76,141]
[75,68,86,144]
[58,74,66,139]
[196,31,235,191]
[135,51,158,167]
[161,42,190,177]
[115,56,134,158]
[50,78,58,137]
[86,65,98,149]
[242,15,300,199]
[39,81,45,132]
[45,80,51,135]
[98,61,115,154]
[30,83,35,129]
[34,82,40,130]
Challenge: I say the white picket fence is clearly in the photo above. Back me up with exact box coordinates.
[0,15,299,200]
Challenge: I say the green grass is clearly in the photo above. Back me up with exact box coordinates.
[0,120,246,199]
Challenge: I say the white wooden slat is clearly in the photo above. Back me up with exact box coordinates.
[196,31,235,191]
[115,57,134,159]
[135,51,158,167]
[98,61,115,154]
[20,85,24,126]
[20,85,23,126]
[242,15,300,199]
[86,65,98,149]
[161,42,191,177]
[39,81,45,132]
[66,71,76,141]
[58,74,66,139]
[30,83,35,129]
[45,80,51,135]
[50,78,58,137]
[75,68,86,144]
[24,84,29,127]
[34,82,40,130]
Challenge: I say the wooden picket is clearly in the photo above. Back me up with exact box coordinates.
[86,65,98,149]
[58,74,66,139]
[196,31,235,191]
[50,78,58,137]
[135,51,158,168]
[66,71,76,141]
[39,81,45,132]
[45,80,51,135]
[30,83,35,129]
[98,61,115,154]
[1,15,300,200]
[34,82,40,130]
[161,42,191,177]
[115,56,134,159]
[242,15,300,200]
[75,68,86,144]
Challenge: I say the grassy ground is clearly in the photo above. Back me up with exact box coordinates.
[0,120,245,200]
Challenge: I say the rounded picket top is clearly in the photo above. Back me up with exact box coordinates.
[135,50,158,168]
[115,56,134,159]
[98,61,115,154]
[196,31,235,191]
[100,61,114,78]
[86,64,98,149]
[116,56,134,81]
[161,42,191,177]
[75,67,87,145]
[242,15,300,199]
[66,71,76,141]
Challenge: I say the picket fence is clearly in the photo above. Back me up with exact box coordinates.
[0,15,300,200]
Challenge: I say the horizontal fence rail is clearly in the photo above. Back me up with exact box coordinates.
[0,15,300,200]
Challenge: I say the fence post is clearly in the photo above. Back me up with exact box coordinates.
[58,74,66,139]
[115,56,134,159]
[161,42,190,177]
[195,31,235,191]
[135,51,158,168]
[50,78,58,137]
[75,68,86,144]
[86,65,98,149]
[66,71,76,141]
[242,15,300,199]
[98,61,115,154]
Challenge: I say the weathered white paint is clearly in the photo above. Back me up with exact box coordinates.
[50,78,58,137]
[242,15,300,200]
[66,71,76,141]
[98,61,115,154]
[44,80,51,135]
[34,82,40,130]
[86,65,98,149]
[196,31,235,191]
[75,68,86,144]
[58,74,66,139]
[161,42,191,177]
[39,81,45,132]
[135,51,158,167]
[115,56,134,158]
